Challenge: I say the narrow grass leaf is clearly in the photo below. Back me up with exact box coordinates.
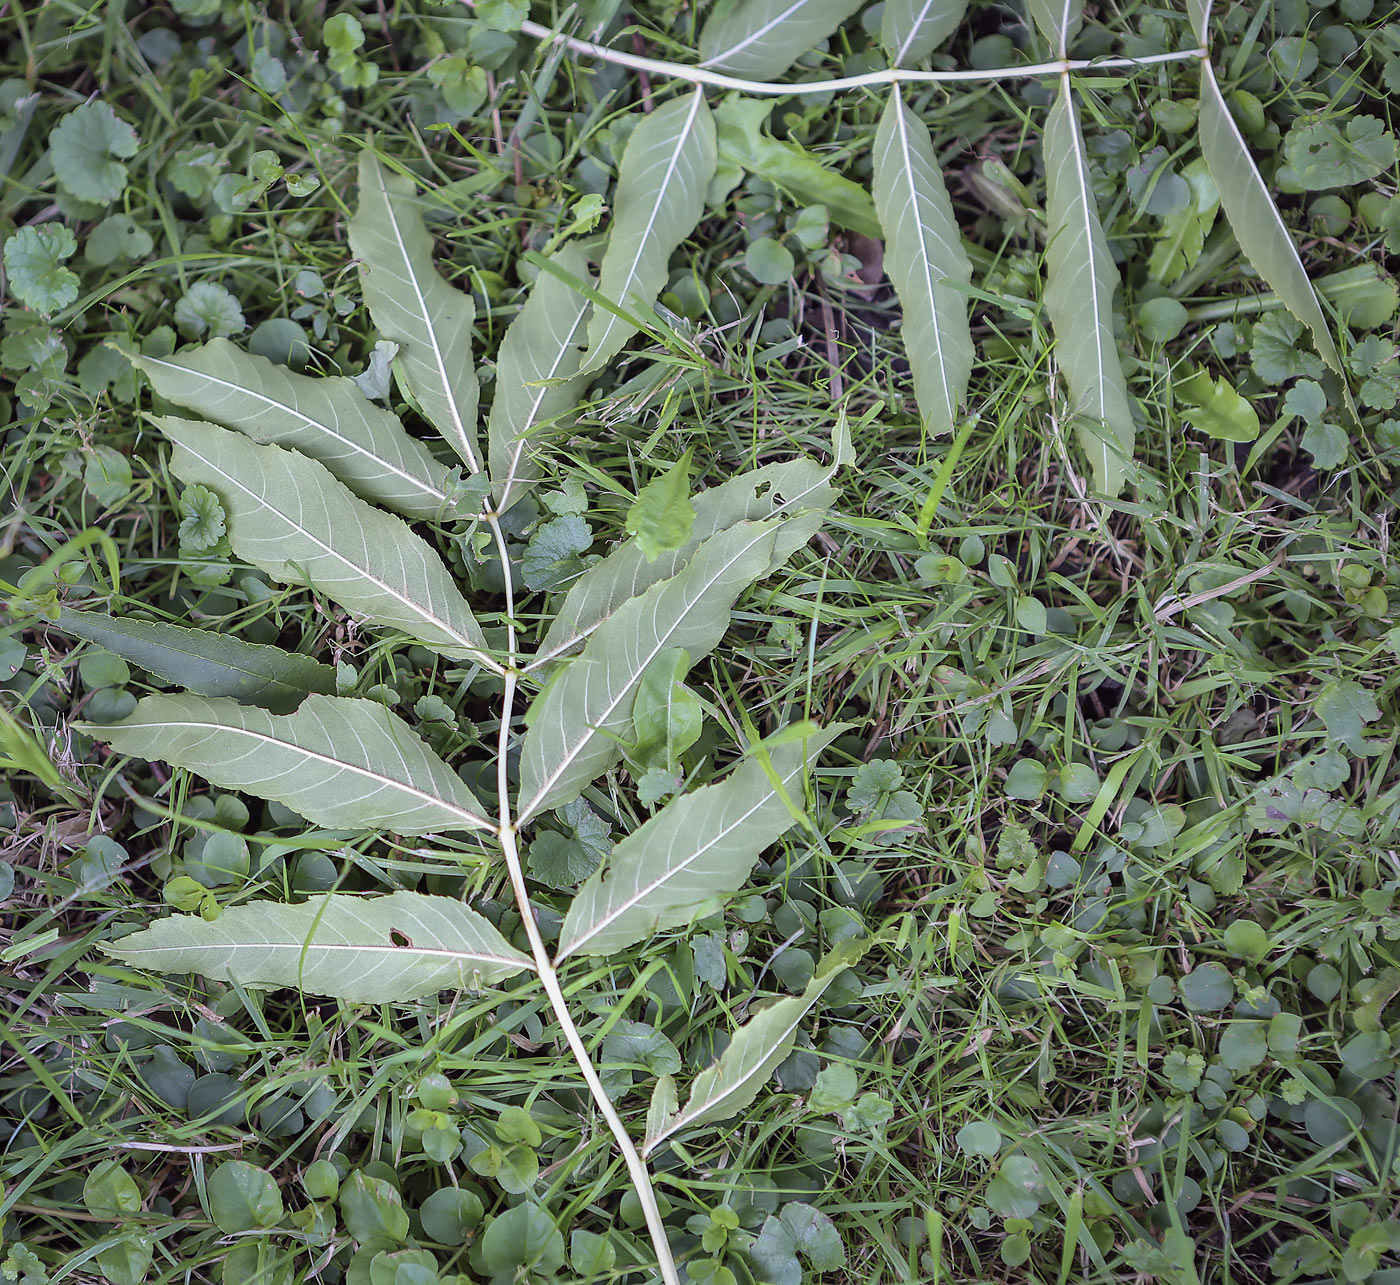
[350,152,482,472]
[1042,77,1136,496]
[1197,62,1345,378]
[644,941,869,1154]
[103,891,531,1002]
[535,444,844,667]
[881,0,970,67]
[157,418,493,665]
[872,90,973,436]
[57,608,335,714]
[558,726,842,959]
[488,244,593,511]
[124,339,455,520]
[86,693,492,834]
[582,91,716,372]
[1026,0,1084,55]
[517,519,785,821]
[699,0,866,80]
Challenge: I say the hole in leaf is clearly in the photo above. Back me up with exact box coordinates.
[389,928,413,947]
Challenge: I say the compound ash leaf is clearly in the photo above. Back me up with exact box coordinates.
[350,152,481,472]
[155,417,493,665]
[881,0,970,67]
[3,225,79,313]
[102,891,532,1002]
[86,692,492,834]
[48,101,140,203]
[56,608,336,714]
[699,0,866,80]
[644,941,870,1154]
[582,90,716,372]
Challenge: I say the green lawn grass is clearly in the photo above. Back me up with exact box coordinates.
[3,2,1400,1283]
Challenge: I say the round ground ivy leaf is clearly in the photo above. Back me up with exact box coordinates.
[745,237,796,285]
[3,225,80,313]
[207,1160,284,1232]
[478,1203,565,1276]
[956,1120,1003,1157]
[82,1159,142,1219]
[339,1171,410,1243]
[419,1186,485,1244]
[94,1233,153,1285]
[1218,1020,1268,1073]
[85,213,155,267]
[1283,115,1398,191]
[1179,962,1234,1012]
[48,102,140,203]
[173,282,247,339]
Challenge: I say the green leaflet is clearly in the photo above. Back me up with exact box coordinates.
[583,91,716,372]
[87,693,491,834]
[123,339,456,520]
[699,0,865,80]
[350,152,482,472]
[102,892,531,1002]
[558,726,842,959]
[517,519,784,822]
[714,97,880,239]
[534,444,844,667]
[643,941,869,1155]
[1197,62,1345,379]
[872,90,974,436]
[1042,78,1136,496]
[488,244,594,512]
[57,608,335,714]
[1025,0,1084,56]
[157,418,493,665]
[1186,0,1211,45]
[881,0,970,67]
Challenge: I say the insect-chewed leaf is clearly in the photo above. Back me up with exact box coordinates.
[1025,0,1084,55]
[102,891,531,1002]
[57,608,335,714]
[872,91,973,437]
[488,244,593,512]
[881,0,970,67]
[1197,62,1344,380]
[699,0,865,79]
[156,417,493,666]
[350,152,482,472]
[1042,78,1136,496]
[558,726,842,959]
[644,941,870,1155]
[122,340,456,520]
[535,444,844,667]
[86,693,492,834]
[582,91,716,372]
[517,519,784,822]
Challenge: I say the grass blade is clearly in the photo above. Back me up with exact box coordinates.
[488,244,593,512]
[872,89,973,437]
[1042,75,1136,496]
[582,91,716,372]
[157,417,495,667]
[56,608,335,714]
[558,726,841,959]
[102,891,531,1002]
[881,0,970,67]
[699,0,866,79]
[124,339,455,520]
[350,152,482,472]
[86,693,492,834]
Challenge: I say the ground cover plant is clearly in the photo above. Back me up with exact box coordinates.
[2,1,1400,1283]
